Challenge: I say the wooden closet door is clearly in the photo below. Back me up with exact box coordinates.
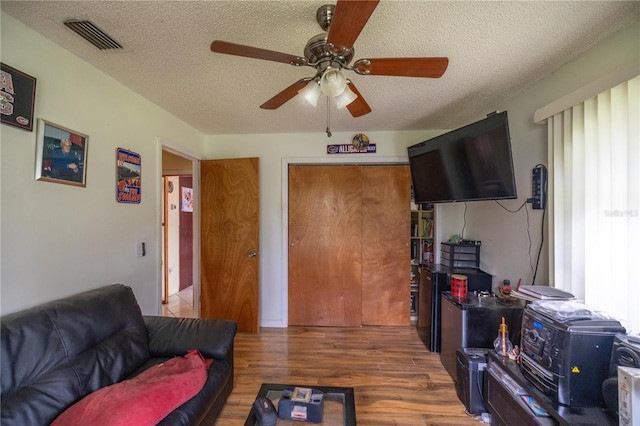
[361,165,411,325]
[288,165,362,326]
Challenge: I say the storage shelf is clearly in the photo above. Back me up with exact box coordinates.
[410,200,436,327]
[441,242,480,269]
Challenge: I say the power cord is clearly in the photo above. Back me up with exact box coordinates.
[531,203,546,285]
[494,196,544,285]
[459,202,468,239]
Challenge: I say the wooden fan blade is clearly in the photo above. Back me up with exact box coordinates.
[345,81,372,118]
[260,79,311,110]
[357,57,449,78]
[211,40,306,66]
[327,0,379,52]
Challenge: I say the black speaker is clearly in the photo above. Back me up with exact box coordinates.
[456,348,488,415]
[609,334,640,377]
[602,334,640,414]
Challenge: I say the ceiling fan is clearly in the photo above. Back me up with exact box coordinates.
[210,0,448,118]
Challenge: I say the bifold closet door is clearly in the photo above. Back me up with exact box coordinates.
[288,164,411,326]
[288,165,362,326]
[361,166,411,325]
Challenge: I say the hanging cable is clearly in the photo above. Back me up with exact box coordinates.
[531,204,546,285]
[459,203,468,240]
[325,97,332,137]
[494,197,545,285]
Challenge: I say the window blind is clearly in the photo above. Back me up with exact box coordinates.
[545,76,639,332]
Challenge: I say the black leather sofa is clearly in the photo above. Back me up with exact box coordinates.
[1,284,238,425]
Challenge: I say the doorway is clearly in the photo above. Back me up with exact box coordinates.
[162,149,196,318]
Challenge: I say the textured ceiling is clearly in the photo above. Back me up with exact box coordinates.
[2,1,638,135]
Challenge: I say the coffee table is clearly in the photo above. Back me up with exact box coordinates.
[245,383,356,425]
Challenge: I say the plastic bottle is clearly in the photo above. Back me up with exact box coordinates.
[493,316,513,356]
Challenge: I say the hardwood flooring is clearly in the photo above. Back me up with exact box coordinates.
[214,326,482,425]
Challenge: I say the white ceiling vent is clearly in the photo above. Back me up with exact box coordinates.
[63,19,122,50]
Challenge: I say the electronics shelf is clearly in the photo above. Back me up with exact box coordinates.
[485,351,616,426]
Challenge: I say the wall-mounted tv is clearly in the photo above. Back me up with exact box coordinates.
[407,111,517,204]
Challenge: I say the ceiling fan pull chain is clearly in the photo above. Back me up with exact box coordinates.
[326,97,332,137]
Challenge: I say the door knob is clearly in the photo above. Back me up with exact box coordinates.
[248,252,258,258]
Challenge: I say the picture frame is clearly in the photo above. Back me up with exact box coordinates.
[1,63,37,132]
[35,119,88,187]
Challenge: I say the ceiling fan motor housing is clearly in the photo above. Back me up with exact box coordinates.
[304,33,354,75]
[316,4,335,31]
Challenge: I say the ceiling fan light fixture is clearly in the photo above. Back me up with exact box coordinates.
[320,68,347,97]
[335,84,357,109]
[298,80,322,107]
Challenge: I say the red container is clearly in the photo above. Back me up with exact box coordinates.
[451,274,468,299]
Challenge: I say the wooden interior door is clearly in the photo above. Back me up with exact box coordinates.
[201,158,260,333]
[288,165,362,326]
[361,166,411,325]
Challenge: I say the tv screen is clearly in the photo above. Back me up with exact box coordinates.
[408,111,517,203]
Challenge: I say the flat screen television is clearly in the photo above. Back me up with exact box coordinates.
[407,111,517,204]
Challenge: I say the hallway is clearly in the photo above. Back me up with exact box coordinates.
[162,286,194,318]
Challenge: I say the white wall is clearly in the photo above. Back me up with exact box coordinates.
[205,20,639,326]
[0,13,205,315]
[2,10,637,325]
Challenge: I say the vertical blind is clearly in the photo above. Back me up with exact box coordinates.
[546,76,639,332]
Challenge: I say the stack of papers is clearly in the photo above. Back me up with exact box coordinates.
[511,285,575,301]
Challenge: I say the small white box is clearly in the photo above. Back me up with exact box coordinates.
[618,366,640,426]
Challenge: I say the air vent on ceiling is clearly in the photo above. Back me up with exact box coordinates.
[63,19,123,50]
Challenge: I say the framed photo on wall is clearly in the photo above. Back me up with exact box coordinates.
[35,119,88,187]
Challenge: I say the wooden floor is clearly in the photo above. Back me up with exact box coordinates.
[214,326,482,425]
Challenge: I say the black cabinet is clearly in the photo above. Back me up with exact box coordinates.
[484,351,616,426]
[416,265,448,353]
[440,292,524,380]
[417,264,492,353]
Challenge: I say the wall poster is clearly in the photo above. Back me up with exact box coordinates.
[181,187,193,212]
[1,63,36,132]
[116,148,141,204]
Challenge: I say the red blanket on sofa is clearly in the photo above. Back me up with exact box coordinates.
[52,350,212,426]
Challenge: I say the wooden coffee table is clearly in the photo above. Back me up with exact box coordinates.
[245,383,356,425]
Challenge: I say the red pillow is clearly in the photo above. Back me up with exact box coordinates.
[52,350,212,426]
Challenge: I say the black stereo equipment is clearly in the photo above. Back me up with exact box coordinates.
[455,348,488,415]
[520,301,625,407]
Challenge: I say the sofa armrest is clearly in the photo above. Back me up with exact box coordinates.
[143,316,237,360]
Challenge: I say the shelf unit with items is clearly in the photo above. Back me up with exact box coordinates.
[409,199,437,326]
[410,265,419,325]
[411,203,435,266]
